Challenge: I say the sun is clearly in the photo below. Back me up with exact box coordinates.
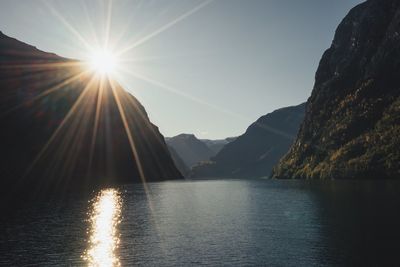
[88,49,118,75]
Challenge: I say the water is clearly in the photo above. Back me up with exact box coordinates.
[1,179,400,266]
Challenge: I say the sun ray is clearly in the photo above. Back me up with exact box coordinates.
[119,68,298,139]
[44,1,92,51]
[117,0,213,56]
[109,79,147,184]
[80,0,101,49]
[0,69,88,117]
[116,2,176,55]
[88,76,106,172]
[0,61,82,70]
[105,81,170,258]
[117,51,212,64]
[123,92,171,149]
[119,67,250,120]
[111,0,143,53]
[47,96,94,195]
[104,0,114,50]
[24,74,97,177]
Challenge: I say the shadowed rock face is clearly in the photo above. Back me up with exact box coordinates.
[273,0,400,179]
[0,32,182,199]
[191,103,305,179]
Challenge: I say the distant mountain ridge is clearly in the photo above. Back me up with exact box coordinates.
[273,0,400,179]
[191,103,306,178]
[165,134,237,176]
[165,134,215,168]
[0,31,182,200]
[200,137,237,154]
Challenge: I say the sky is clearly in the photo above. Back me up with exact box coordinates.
[0,0,364,139]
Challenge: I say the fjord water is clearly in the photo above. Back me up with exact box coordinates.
[1,180,400,266]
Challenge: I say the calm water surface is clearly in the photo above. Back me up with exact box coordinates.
[1,179,400,266]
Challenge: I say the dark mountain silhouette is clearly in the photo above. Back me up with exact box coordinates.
[273,0,400,179]
[165,134,214,168]
[0,31,182,200]
[191,103,305,178]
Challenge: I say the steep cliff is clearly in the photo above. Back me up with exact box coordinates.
[191,103,305,178]
[0,31,182,199]
[273,0,400,179]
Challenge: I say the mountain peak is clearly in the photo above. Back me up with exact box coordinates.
[175,133,197,139]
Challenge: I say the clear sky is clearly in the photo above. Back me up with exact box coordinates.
[0,0,363,139]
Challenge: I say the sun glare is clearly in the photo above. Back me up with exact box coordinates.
[88,49,118,75]
[83,189,122,267]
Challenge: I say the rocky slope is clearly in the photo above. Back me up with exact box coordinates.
[273,0,400,179]
[165,134,214,168]
[0,31,182,199]
[191,103,305,178]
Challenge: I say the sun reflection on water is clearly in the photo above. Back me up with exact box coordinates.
[83,189,122,267]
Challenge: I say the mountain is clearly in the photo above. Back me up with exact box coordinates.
[191,103,306,178]
[165,134,237,174]
[165,134,214,168]
[0,31,182,200]
[273,0,400,179]
[167,145,190,176]
[200,137,237,154]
